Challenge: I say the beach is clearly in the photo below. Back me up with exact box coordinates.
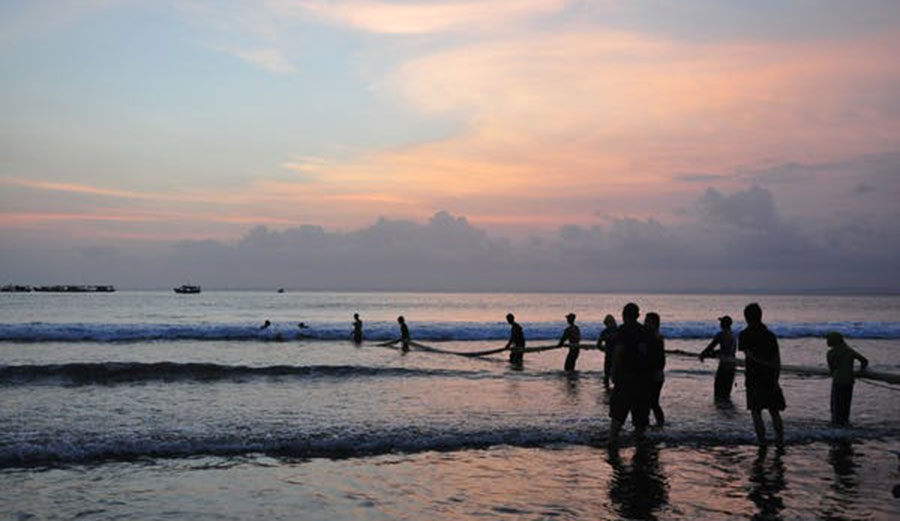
[1,291,898,520]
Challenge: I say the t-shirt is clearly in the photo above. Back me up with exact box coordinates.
[738,324,780,386]
[612,321,650,384]
[509,323,525,350]
[827,344,865,385]
[560,325,581,346]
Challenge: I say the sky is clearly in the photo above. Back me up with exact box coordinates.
[1,0,899,292]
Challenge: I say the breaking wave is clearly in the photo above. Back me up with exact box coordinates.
[1,320,898,343]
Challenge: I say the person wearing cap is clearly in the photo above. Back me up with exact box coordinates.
[826,332,868,427]
[505,313,526,366]
[700,315,738,401]
[597,314,618,388]
[738,303,785,445]
[558,313,582,371]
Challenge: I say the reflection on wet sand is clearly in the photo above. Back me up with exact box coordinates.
[607,442,669,520]
[820,440,860,520]
[748,445,786,521]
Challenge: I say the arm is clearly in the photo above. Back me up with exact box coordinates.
[700,335,720,361]
[852,348,869,371]
[557,328,569,347]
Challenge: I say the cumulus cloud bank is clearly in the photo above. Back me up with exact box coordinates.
[2,187,897,293]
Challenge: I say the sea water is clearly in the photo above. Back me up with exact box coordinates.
[1,291,898,520]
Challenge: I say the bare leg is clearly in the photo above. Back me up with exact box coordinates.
[751,409,766,444]
[770,410,784,446]
[609,419,623,447]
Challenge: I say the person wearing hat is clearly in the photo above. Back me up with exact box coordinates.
[826,331,868,427]
[700,315,738,402]
[558,313,582,372]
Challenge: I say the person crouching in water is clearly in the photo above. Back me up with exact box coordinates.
[739,303,785,445]
[645,312,666,428]
[505,313,526,367]
[598,314,618,388]
[825,332,869,427]
[608,303,652,446]
[700,315,737,402]
[558,313,581,371]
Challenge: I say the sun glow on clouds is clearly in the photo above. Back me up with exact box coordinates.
[2,1,899,245]
[279,28,900,230]
[283,0,571,34]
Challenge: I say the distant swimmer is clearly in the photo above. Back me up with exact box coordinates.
[558,313,582,371]
[739,303,785,445]
[352,313,363,344]
[645,312,665,428]
[260,320,271,330]
[505,313,526,367]
[397,316,410,352]
[825,332,869,427]
[597,314,618,388]
[608,303,652,446]
[700,316,737,402]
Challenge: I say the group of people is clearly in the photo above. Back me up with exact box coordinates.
[366,301,870,446]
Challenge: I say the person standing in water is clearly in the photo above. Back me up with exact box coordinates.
[608,303,651,446]
[397,316,410,352]
[645,312,666,428]
[598,314,618,388]
[825,332,869,427]
[700,316,738,402]
[739,303,785,445]
[352,313,363,344]
[505,313,526,367]
[558,313,582,371]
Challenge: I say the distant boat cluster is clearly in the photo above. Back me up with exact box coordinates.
[1,284,116,293]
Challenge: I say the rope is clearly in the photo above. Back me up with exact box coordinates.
[409,341,510,357]
[857,378,900,391]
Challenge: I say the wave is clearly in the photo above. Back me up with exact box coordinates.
[0,362,488,386]
[1,320,899,343]
[2,423,897,469]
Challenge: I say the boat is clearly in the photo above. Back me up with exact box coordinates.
[174,285,201,294]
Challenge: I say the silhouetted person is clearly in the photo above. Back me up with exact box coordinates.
[505,313,525,366]
[739,303,785,445]
[598,314,618,388]
[397,316,410,352]
[645,312,665,428]
[700,315,737,401]
[608,302,651,446]
[352,313,363,344]
[825,332,868,427]
[558,313,582,371]
[260,319,271,330]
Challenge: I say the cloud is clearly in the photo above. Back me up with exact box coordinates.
[228,47,297,75]
[3,188,897,292]
[282,0,571,35]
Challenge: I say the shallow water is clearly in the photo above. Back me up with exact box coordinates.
[1,292,898,519]
[2,443,897,520]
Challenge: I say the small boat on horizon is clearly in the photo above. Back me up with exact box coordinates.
[174,285,201,294]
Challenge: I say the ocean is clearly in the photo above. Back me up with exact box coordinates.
[1,291,898,520]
